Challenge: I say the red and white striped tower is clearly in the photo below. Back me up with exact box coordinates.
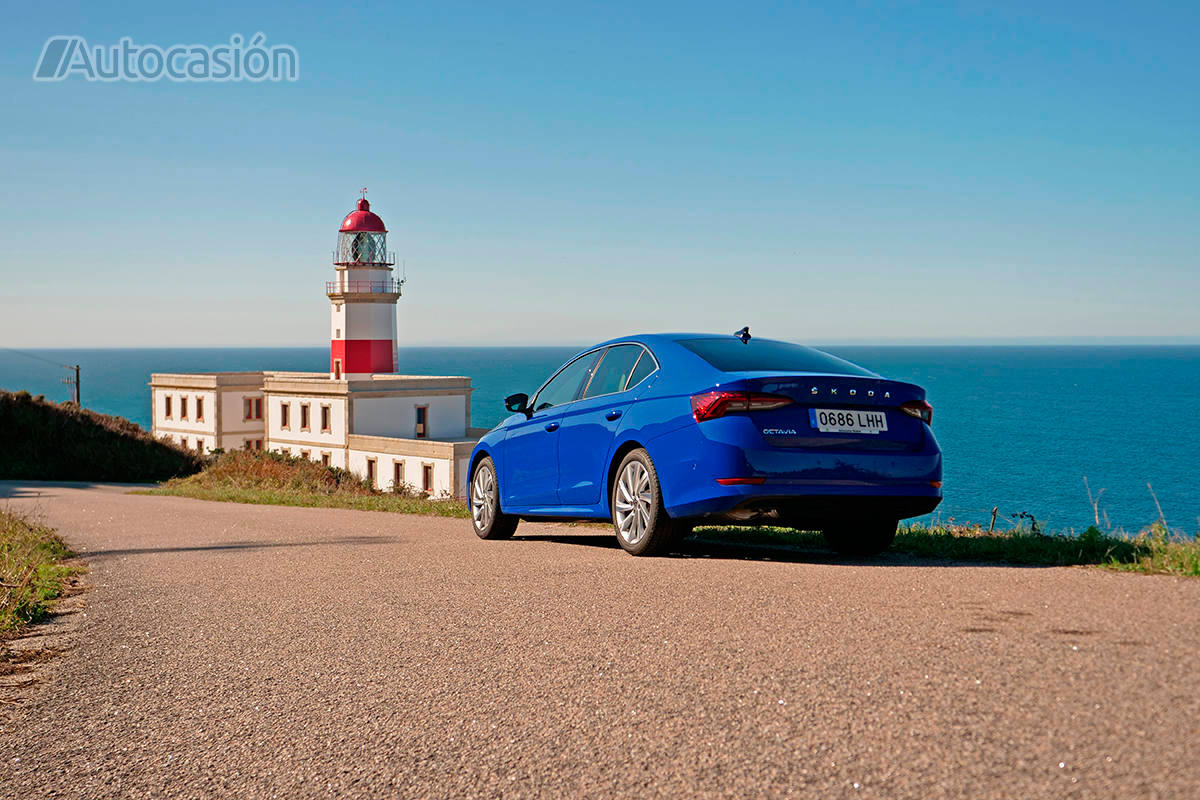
[326,191,403,380]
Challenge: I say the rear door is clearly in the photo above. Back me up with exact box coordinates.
[502,350,602,508]
[556,344,650,506]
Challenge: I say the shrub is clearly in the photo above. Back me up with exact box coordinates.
[0,390,205,482]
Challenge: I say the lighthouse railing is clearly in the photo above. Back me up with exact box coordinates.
[326,279,403,295]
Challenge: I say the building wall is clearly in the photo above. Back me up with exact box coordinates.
[352,394,468,439]
[217,388,265,451]
[219,389,265,433]
[347,448,453,497]
[266,394,348,449]
[271,442,347,469]
[334,299,396,340]
[152,387,218,453]
[456,457,470,498]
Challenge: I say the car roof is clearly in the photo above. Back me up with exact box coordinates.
[590,332,809,353]
[592,332,754,347]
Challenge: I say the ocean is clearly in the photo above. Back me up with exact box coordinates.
[3,345,1198,534]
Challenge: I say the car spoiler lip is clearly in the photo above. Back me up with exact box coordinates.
[708,372,927,398]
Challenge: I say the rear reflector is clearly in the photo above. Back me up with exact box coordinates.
[691,391,794,422]
[900,399,933,424]
[929,481,942,488]
[716,477,766,485]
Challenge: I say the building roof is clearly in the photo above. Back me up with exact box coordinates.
[148,372,265,389]
[339,198,387,233]
[262,372,471,396]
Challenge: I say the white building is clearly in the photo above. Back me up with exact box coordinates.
[150,194,486,497]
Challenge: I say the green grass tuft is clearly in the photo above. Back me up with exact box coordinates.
[1,510,81,634]
[695,520,1200,577]
[140,449,471,518]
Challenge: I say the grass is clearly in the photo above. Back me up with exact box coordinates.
[696,520,1200,577]
[1,510,81,634]
[141,449,471,518]
[142,450,1198,577]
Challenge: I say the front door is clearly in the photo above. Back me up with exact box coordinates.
[501,409,563,508]
[500,349,603,509]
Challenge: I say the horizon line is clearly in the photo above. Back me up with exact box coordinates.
[6,336,1200,351]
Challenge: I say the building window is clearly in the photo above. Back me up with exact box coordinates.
[321,405,331,433]
[422,464,433,492]
[164,395,173,419]
[415,405,428,439]
[333,359,342,380]
[366,458,377,488]
[254,439,263,450]
[300,450,310,460]
[180,437,189,449]
[392,460,404,491]
[244,439,253,450]
[280,402,290,430]
[195,438,203,452]
[181,397,189,420]
[196,397,205,421]
[321,452,331,467]
[244,397,263,421]
[300,403,310,431]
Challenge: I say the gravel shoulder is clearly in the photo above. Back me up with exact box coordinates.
[1,481,1198,799]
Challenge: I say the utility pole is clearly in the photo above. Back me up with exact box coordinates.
[62,364,80,405]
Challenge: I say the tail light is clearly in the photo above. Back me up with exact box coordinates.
[691,391,793,422]
[900,399,933,424]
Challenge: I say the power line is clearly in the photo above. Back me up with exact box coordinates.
[1,347,81,405]
[0,346,73,370]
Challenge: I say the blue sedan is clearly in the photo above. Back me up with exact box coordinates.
[468,332,942,556]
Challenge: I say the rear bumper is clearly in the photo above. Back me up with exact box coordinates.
[675,487,942,524]
[647,416,943,522]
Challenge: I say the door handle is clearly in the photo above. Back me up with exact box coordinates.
[544,422,560,432]
[605,410,623,421]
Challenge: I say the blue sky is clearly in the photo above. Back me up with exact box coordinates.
[1,1,1197,347]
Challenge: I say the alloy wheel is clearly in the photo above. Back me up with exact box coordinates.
[614,460,653,545]
[472,463,496,531]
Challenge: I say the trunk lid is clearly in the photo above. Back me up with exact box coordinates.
[716,372,929,450]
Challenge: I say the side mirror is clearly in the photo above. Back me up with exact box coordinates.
[504,392,531,417]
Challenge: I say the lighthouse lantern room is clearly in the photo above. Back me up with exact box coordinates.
[327,190,403,379]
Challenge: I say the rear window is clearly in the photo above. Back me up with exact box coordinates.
[679,338,877,376]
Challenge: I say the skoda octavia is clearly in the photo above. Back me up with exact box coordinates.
[468,333,942,556]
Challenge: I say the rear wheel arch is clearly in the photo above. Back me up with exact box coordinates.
[606,439,647,513]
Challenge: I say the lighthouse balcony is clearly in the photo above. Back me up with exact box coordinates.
[332,252,397,268]
[326,279,403,297]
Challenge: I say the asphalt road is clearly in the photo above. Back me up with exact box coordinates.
[1,482,1198,799]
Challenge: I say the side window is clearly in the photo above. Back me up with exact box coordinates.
[625,348,657,390]
[533,351,602,411]
[583,345,644,399]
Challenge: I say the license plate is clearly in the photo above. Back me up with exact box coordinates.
[809,408,888,434]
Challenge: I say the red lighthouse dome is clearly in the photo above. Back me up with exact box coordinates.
[339,197,387,233]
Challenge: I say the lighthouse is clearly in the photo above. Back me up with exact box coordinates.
[326,192,402,380]
[151,188,480,497]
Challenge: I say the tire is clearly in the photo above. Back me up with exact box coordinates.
[470,457,518,540]
[822,519,898,557]
[611,448,684,556]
